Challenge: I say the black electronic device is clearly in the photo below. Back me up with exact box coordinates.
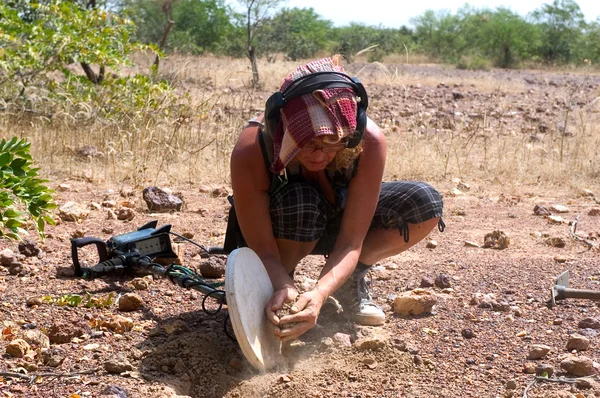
[264,71,369,149]
[71,220,176,278]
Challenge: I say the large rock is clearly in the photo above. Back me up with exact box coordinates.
[47,321,88,344]
[560,355,595,376]
[142,187,183,212]
[118,293,143,312]
[0,248,16,266]
[200,257,226,279]
[18,239,42,257]
[23,329,50,349]
[6,339,30,358]
[59,201,89,222]
[393,289,437,316]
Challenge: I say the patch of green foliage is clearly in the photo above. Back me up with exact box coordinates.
[0,137,56,240]
[40,292,115,308]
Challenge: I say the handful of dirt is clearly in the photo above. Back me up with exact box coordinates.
[276,301,298,331]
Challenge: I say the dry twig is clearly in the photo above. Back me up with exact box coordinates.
[0,367,100,386]
[569,215,597,249]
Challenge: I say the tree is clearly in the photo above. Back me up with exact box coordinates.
[531,0,585,63]
[123,0,236,55]
[237,0,285,87]
[264,7,332,61]
[463,7,539,68]
[0,1,149,90]
[411,9,466,61]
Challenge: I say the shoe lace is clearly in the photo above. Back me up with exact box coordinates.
[356,268,374,303]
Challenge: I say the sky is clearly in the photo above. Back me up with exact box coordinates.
[283,0,600,28]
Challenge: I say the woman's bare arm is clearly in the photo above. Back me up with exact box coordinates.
[230,123,293,293]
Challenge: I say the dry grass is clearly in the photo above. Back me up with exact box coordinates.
[2,55,599,195]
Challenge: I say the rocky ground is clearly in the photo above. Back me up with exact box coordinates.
[2,65,600,398]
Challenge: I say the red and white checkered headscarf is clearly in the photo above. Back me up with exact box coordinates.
[270,58,358,174]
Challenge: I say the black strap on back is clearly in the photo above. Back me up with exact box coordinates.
[258,131,288,196]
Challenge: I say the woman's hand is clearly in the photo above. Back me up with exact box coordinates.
[275,289,326,342]
[265,285,298,326]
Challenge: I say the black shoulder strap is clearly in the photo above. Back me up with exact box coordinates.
[258,130,288,196]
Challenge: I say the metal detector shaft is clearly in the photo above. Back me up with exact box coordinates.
[553,286,600,301]
[550,270,600,308]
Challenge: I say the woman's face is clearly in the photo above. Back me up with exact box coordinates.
[294,137,347,171]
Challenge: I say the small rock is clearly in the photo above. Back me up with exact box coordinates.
[523,362,536,374]
[104,354,134,374]
[18,239,42,257]
[199,257,226,279]
[23,330,50,349]
[464,240,481,248]
[0,248,16,266]
[393,289,437,316]
[142,186,183,213]
[425,240,438,249]
[533,205,552,216]
[578,317,600,329]
[332,333,352,347]
[535,364,554,377]
[6,339,30,358]
[116,208,135,221]
[128,276,152,290]
[566,334,590,351]
[211,187,229,198]
[582,189,595,197]
[102,315,134,333]
[575,377,597,390]
[588,208,600,216]
[550,204,569,213]
[420,276,434,288]
[527,344,551,360]
[41,347,67,367]
[102,200,117,208]
[100,385,129,398]
[546,215,565,224]
[26,296,43,306]
[47,321,88,344]
[434,274,451,289]
[57,183,71,191]
[483,230,510,249]
[413,355,423,365]
[461,329,475,339]
[58,201,89,222]
[560,355,595,376]
[118,293,143,312]
[8,262,30,276]
[505,380,517,390]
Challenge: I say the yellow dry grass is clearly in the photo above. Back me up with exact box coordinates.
[2,55,599,196]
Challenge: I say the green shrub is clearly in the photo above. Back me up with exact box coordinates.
[456,55,492,70]
[0,137,56,240]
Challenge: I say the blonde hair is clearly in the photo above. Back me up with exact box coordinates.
[328,142,363,171]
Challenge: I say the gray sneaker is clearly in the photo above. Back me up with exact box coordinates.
[335,267,385,326]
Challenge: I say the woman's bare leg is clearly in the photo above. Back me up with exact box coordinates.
[275,238,318,275]
[359,217,440,265]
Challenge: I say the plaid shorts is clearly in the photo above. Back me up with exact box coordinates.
[269,181,444,255]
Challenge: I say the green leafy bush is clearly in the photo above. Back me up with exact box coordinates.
[0,137,56,240]
[456,55,491,71]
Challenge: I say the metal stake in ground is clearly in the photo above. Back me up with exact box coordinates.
[549,270,600,308]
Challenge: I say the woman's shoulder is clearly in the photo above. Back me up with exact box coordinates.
[231,119,268,173]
